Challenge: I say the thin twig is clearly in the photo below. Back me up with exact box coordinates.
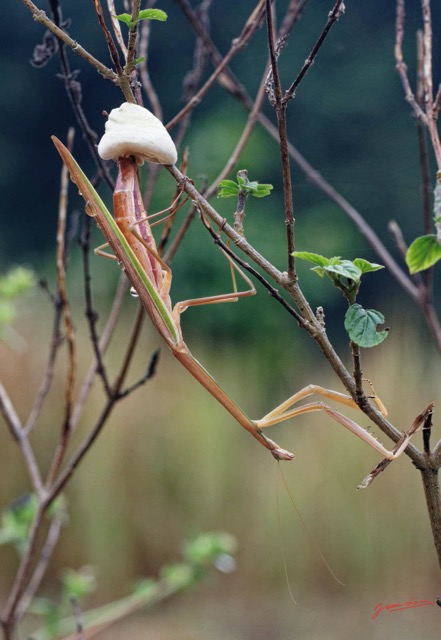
[138,0,162,119]
[1,503,46,635]
[0,384,44,498]
[395,0,427,124]
[112,303,145,398]
[70,274,128,432]
[15,512,63,622]
[57,128,77,435]
[200,216,304,325]
[92,0,123,75]
[117,348,160,398]
[265,0,295,276]
[21,0,117,81]
[123,0,141,76]
[24,291,63,435]
[167,0,266,130]
[106,0,128,58]
[282,0,345,105]
[79,216,113,398]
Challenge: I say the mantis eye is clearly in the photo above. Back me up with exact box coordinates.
[97,102,177,166]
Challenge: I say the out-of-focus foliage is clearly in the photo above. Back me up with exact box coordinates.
[28,531,236,640]
[0,265,35,346]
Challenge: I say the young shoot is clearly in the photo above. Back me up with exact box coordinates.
[293,252,387,348]
[218,170,273,235]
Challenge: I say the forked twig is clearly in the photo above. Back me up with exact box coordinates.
[358,403,434,489]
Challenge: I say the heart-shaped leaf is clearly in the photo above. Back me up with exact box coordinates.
[344,304,388,348]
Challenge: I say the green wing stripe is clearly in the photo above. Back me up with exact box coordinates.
[69,151,179,344]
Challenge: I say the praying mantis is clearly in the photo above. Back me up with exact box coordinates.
[51,103,424,470]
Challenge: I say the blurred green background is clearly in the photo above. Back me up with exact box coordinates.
[1,0,441,638]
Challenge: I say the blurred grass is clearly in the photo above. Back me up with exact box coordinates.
[0,290,440,638]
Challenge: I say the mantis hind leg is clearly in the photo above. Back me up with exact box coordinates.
[254,383,424,462]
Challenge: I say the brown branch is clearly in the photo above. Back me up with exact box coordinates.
[167,0,266,130]
[14,512,63,622]
[124,0,141,73]
[106,0,128,58]
[57,128,77,434]
[70,274,128,432]
[79,216,113,399]
[44,129,78,487]
[0,384,44,498]
[395,0,427,124]
[282,0,346,105]
[21,0,118,82]
[265,0,295,275]
[138,3,162,119]
[92,0,123,74]
[1,504,46,636]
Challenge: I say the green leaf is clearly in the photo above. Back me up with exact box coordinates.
[251,183,273,198]
[115,9,167,29]
[61,567,96,601]
[324,260,362,282]
[344,304,388,348]
[114,12,133,27]
[353,258,384,274]
[292,251,330,268]
[133,56,146,66]
[0,266,35,299]
[405,234,441,273]
[218,180,239,190]
[138,9,168,22]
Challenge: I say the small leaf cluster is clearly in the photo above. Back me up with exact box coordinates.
[406,181,441,273]
[30,567,97,639]
[0,494,66,556]
[29,532,237,639]
[115,8,167,30]
[293,252,387,348]
[218,174,273,199]
[0,494,38,555]
[0,266,35,336]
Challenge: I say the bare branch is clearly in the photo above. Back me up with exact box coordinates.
[0,384,44,497]
[20,0,118,82]
[167,0,266,130]
[282,0,346,105]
